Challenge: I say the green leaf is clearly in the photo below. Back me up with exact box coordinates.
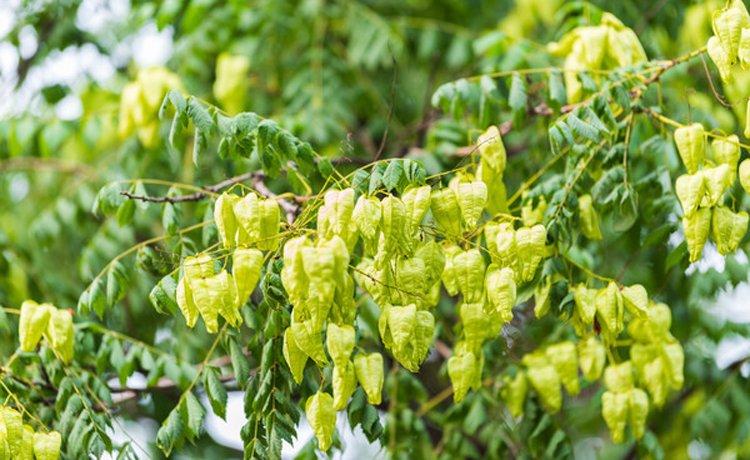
[186,97,213,133]
[665,241,688,272]
[90,278,107,318]
[160,88,187,119]
[509,72,528,127]
[149,275,178,314]
[106,261,129,309]
[116,198,136,227]
[204,367,228,420]
[230,339,251,389]
[156,408,184,456]
[0,306,8,334]
[93,183,124,216]
[317,157,334,178]
[180,391,206,441]
[162,202,180,235]
[383,160,404,192]
[369,162,388,193]
[566,113,599,143]
[547,71,566,110]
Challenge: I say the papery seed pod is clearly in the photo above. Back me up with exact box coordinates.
[332,361,357,411]
[521,195,547,226]
[19,300,51,353]
[353,353,384,405]
[683,207,712,263]
[621,284,649,319]
[176,276,199,328]
[484,222,501,261]
[516,225,546,282]
[534,276,552,319]
[454,250,486,303]
[395,256,427,305]
[739,28,750,67]
[402,185,432,247]
[448,348,480,403]
[701,164,732,207]
[484,264,516,322]
[501,371,528,418]
[209,271,242,328]
[305,392,335,451]
[283,327,308,384]
[573,285,597,325]
[185,255,237,332]
[741,159,750,194]
[430,188,463,236]
[290,316,328,366]
[320,235,350,290]
[601,391,629,443]
[480,166,509,217]
[647,303,672,337]
[628,388,649,440]
[746,101,750,139]
[47,309,74,364]
[0,407,23,457]
[674,123,705,174]
[578,194,602,240]
[214,193,240,248]
[441,244,462,296]
[281,236,312,305]
[388,304,417,356]
[318,189,356,249]
[460,302,488,354]
[596,283,623,341]
[32,431,61,460]
[233,248,263,307]
[712,136,741,182]
[456,181,488,230]
[380,195,408,257]
[675,172,705,219]
[257,199,280,251]
[301,246,336,307]
[579,337,606,381]
[661,342,685,390]
[713,7,745,61]
[495,223,518,272]
[232,193,260,245]
[708,35,734,83]
[546,342,580,396]
[524,357,562,413]
[326,323,355,369]
[414,240,445,291]
[604,361,634,393]
[411,311,435,369]
[333,274,357,325]
[711,206,749,255]
[629,343,654,379]
[643,357,667,407]
[478,126,506,175]
[353,195,382,253]
[20,425,33,460]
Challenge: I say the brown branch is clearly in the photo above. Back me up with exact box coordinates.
[251,175,300,224]
[121,171,261,204]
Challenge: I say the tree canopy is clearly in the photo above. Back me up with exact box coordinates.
[2,0,750,459]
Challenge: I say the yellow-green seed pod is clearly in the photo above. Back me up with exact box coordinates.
[601,391,629,443]
[578,194,602,240]
[233,248,263,307]
[353,353,384,405]
[478,125,506,175]
[675,172,705,219]
[524,357,562,414]
[516,225,546,282]
[214,193,240,248]
[395,256,427,305]
[47,309,74,364]
[484,222,500,261]
[19,300,51,353]
[20,425,33,460]
[661,342,685,390]
[456,181,488,230]
[521,195,547,226]
[353,195,382,253]
[579,337,606,381]
[739,27,750,67]
[283,327,308,384]
[534,276,552,319]
[448,349,481,403]
[501,371,528,418]
[648,303,672,338]
[233,193,260,245]
[380,195,408,258]
[301,246,336,307]
[333,273,357,325]
[712,136,741,182]
[326,323,355,369]
[281,236,312,305]
[0,407,23,457]
[32,431,61,460]
[546,342,580,396]
[708,35,734,83]
[430,188,463,236]
[402,185,432,244]
[711,206,749,255]
[213,271,242,328]
[596,283,623,341]
[713,7,745,61]
[320,235,350,290]
[441,244,462,296]
[454,250,486,303]
[332,361,357,411]
[495,223,518,272]
[621,284,649,319]
[388,304,417,355]
[484,264,516,323]
[460,302,488,354]
[305,392,336,451]
[573,285,597,325]
[183,255,218,329]
[746,100,750,139]
[741,159,750,194]
[176,275,199,328]
[643,357,668,407]
[630,343,655,379]
[683,207,712,263]
[318,189,356,249]
[414,240,446,291]
[674,123,705,174]
[290,318,328,366]
[604,361,634,393]
[628,388,649,440]
[257,199,280,251]
[481,167,509,217]
[411,311,435,369]
[378,305,394,350]
[701,164,732,207]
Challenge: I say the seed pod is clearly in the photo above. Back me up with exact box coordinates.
[478,125,506,175]
[19,300,51,353]
[501,371,528,418]
[740,28,750,67]
[257,199,280,251]
[516,225,546,282]
[326,323,355,369]
[441,244,462,296]
[661,342,685,390]
[332,361,357,411]
[628,388,649,440]
[460,302,488,354]
[484,265,516,323]
[305,392,335,451]
[411,311,435,369]
[32,431,61,460]
[185,256,240,332]
[290,317,328,366]
[480,167,509,217]
[176,276,199,327]
[521,195,547,226]
[395,256,427,305]
[0,407,23,457]
[232,193,260,245]
[301,246,336,307]
[523,354,562,414]
[630,343,655,379]
[713,7,745,61]
[578,337,606,381]
[281,236,312,305]
[741,159,750,194]
[388,304,417,356]
[380,195,408,258]
[546,342,580,396]
[701,164,732,207]
[353,195,382,253]
[353,353,384,405]
[674,123,705,174]
[20,425,33,460]
[214,193,240,248]
[578,194,602,240]
[283,327,308,384]
[601,391,629,443]
[648,303,672,338]
[621,284,649,319]
[448,349,481,403]
[402,185,432,245]
[430,188,462,236]
[596,282,623,341]
[414,240,446,290]
[604,361,634,393]
[711,206,749,255]
[534,276,552,318]
[495,223,518,272]
[318,189,356,249]
[455,181,488,230]
[712,136,741,182]
[682,207,712,263]
[708,35,734,83]
[47,309,74,364]
[233,248,263,307]
[675,172,705,219]
[643,357,667,407]
[454,250,486,303]
[573,285,597,325]
[746,101,750,139]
